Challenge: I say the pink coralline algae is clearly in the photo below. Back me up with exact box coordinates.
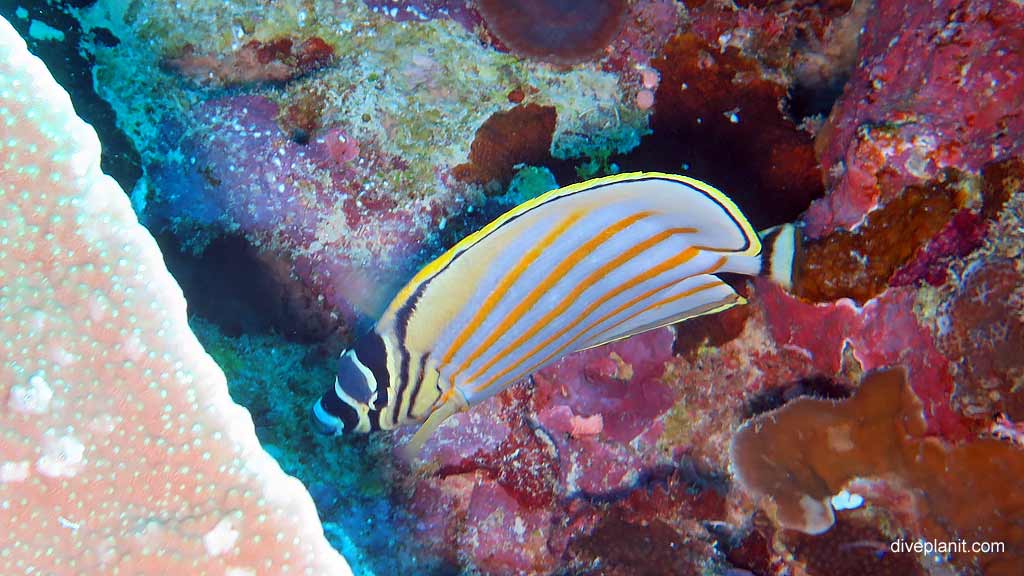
[403,328,686,574]
[806,0,1024,236]
[758,280,969,439]
[603,0,682,72]
[154,95,457,332]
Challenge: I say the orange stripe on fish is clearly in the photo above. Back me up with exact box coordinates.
[441,208,587,371]
[452,210,661,386]
[471,241,704,394]
[476,256,728,394]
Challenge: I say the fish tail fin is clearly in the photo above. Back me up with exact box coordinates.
[758,223,799,291]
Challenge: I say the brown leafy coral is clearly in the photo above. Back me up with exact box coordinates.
[453,103,557,189]
[731,367,1024,575]
[477,0,628,66]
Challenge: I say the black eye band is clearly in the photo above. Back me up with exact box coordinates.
[353,332,391,393]
[337,353,373,404]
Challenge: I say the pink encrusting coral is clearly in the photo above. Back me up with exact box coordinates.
[757,280,970,439]
[806,0,1024,236]
[157,94,461,327]
[396,302,815,571]
[401,329,685,574]
[0,17,350,575]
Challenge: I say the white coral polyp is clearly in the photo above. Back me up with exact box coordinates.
[7,372,54,414]
[36,433,85,478]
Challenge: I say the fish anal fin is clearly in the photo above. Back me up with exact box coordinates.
[399,387,470,465]
[580,285,742,352]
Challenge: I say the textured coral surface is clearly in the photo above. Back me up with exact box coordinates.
[477,0,629,65]
[807,0,1024,236]
[0,16,349,575]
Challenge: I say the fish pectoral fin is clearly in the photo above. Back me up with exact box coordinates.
[399,387,469,464]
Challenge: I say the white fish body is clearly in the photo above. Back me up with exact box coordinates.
[311,172,795,455]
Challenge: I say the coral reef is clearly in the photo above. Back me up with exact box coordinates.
[34,0,1024,573]
[74,0,650,340]
[190,318,443,575]
[781,515,927,576]
[794,169,968,303]
[149,93,448,330]
[559,468,729,575]
[938,259,1024,421]
[0,16,349,574]
[166,35,335,86]
[453,103,558,189]
[807,0,1024,236]
[646,32,822,229]
[759,280,970,438]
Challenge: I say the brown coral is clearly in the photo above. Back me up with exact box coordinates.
[565,511,705,576]
[982,157,1024,218]
[453,103,557,189]
[731,367,1024,575]
[794,170,965,303]
[782,516,926,576]
[477,0,628,66]
[941,259,1024,421]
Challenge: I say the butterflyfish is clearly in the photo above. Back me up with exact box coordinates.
[311,172,797,456]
